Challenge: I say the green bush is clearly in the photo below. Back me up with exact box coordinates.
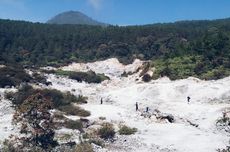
[98,123,115,140]
[201,66,230,80]
[119,125,137,135]
[6,84,90,117]
[64,120,83,131]
[152,56,230,80]
[54,70,109,83]
[41,89,88,107]
[55,69,73,76]
[58,104,91,117]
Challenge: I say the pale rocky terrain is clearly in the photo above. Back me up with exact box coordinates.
[0,58,229,152]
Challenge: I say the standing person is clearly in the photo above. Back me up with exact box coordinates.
[223,111,227,119]
[101,98,103,104]
[135,102,139,111]
[146,107,149,112]
[187,96,191,104]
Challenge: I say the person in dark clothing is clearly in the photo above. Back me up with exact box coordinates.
[223,112,227,119]
[146,107,149,112]
[101,98,103,104]
[187,96,191,104]
[135,102,138,111]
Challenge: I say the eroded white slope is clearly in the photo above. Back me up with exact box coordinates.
[61,58,143,78]
[46,58,230,152]
[0,88,19,147]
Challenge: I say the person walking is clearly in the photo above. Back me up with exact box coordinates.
[146,107,149,112]
[135,102,139,111]
[101,98,103,104]
[187,96,191,104]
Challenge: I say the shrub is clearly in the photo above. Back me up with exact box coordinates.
[13,92,58,150]
[32,72,50,85]
[72,94,88,104]
[139,62,150,77]
[201,66,230,80]
[75,142,93,152]
[58,104,90,117]
[64,120,83,131]
[5,84,35,105]
[2,139,19,152]
[7,84,90,117]
[82,133,90,139]
[118,125,137,135]
[54,70,109,83]
[217,146,230,152]
[4,91,15,100]
[99,117,106,120]
[55,69,73,76]
[40,89,88,107]
[142,74,152,82]
[121,71,135,77]
[53,110,66,119]
[216,114,230,133]
[98,123,115,140]
[0,66,32,88]
[88,139,104,147]
[0,76,15,88]
[69,70,109,83]
[152,56,230,80]
[42,89,69,107]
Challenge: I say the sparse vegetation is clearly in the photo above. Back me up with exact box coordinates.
[13,92,58,150]
[55,70,109,83]
[64,120,83,131]
[119,125,137,135]
[217,146,230,152]
[58,104,90,117]
[2,139,19,152]
[0,65,32,88]
[82,132,105,147]
[99,117,106,120]
[6,84,90,117]
[216,114,230,133]
[121,71,133,77]
[88,139,104,147]
[31,72,51,85]
[98,123,115,140]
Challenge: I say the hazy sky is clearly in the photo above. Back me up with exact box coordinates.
[0,0,230,25]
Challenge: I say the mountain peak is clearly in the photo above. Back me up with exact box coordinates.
[47,11,108,26]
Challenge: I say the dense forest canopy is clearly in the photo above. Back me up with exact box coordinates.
[0,18,230,79]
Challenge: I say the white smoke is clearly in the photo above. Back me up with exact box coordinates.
[88,0,103,10]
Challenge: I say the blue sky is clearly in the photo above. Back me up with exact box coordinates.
[0,0,230,25]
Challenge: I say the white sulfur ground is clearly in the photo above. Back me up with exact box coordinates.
[0,58,229,152]
[45,58,230,152]
[0,88,19,147]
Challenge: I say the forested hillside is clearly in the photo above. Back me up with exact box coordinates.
[0,18,230,79]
